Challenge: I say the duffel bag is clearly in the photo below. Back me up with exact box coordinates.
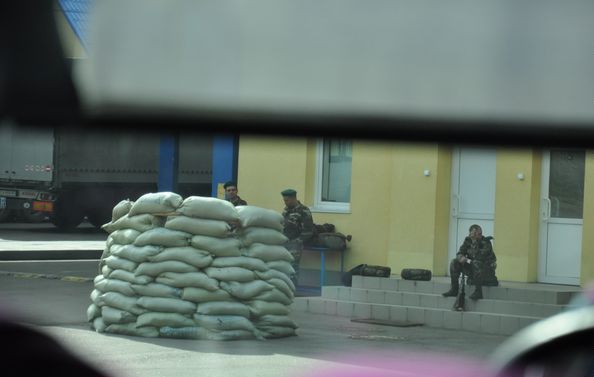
[342,264,391,286]
[400,268,432,281]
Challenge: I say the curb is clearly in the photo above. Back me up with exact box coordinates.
[0,270,93,283]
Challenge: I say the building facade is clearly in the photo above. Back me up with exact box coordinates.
[238,136,594,287]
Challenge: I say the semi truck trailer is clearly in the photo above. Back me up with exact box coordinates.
[0,122,212,229]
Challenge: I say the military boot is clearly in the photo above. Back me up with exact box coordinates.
[469,285,483,300]
[442,276,459,297]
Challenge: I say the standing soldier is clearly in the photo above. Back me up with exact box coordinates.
[442,224,497,301]
[281,189,314,287]
[224,181,247,206]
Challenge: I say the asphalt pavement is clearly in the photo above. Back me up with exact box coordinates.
[0,222,510,377]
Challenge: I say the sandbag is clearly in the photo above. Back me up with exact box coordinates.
[135,260,198,277]
[130,283,182,299]
[219,280,275,301]
[204,267,255,282]
[101,306,136,325]
[128,192,183,216]
[92,317,107,333]
[148,246,213,268]
[253,289,292,306]
[211,256,268,272]
[196,301,251,318]
[109,229,141,245]
[190,235,241,257]
[247,300,290,317]
[159,326,207,339]
[95,278,135,297]
[134,228,191,248]
[177,196,240,221]
[105,323,159,338]
[241,243,294,262]
[181,287,232,303]
[165,215,232,237]
[257,326,296,339]
[104,255,138,273]
[193,314,256,333]
[96,292,145,315]
[266,278,295,299]
[206,329,259,341]
[156,272,219,291]
[87,304,101,322]
[111,199,134,222]
[102,214,166,234]
[266,261,295,277]
[236,206,283,231]
[240,227,288,246]
[101,265,113,278]
[255,315,298,329]
[109,269,153,285]
[110,244,163,263]
[137,296,196,314]
[401,268,432,281]
[255,269,296,293]
[136,312,195,328]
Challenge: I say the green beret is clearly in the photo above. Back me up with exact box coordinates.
[281,189,297,197]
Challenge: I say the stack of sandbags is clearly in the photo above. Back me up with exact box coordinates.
[87,193,298,340]
[236,205,297,339]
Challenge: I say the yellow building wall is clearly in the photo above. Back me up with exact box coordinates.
[494,149,541,282]
[581,151,594,285]
[54,10,86,59]
[387,144,451,274]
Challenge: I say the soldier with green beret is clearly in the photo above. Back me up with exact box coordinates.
[281,188,314,287]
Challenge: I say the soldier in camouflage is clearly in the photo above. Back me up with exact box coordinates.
[224,181,247,206]
[442,224,497,300]
[281,189,314,287]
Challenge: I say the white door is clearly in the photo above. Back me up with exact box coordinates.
[539,150,584,285]
[448,148,497,265]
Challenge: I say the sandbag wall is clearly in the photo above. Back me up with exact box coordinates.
[87,192,298,340]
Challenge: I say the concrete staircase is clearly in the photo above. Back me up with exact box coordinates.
[291,275,582,336]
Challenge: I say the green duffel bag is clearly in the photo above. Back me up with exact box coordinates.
[400,268,432,281]
[342,264,391,286]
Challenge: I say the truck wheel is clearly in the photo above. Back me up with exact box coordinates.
[50,198,84,230]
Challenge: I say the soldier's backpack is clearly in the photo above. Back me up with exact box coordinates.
[312,232,350,251]
[342,264,391,286]
[401,268,432,281]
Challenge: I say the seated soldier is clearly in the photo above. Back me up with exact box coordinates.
[442,224,497,300]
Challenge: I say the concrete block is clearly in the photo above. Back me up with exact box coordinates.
[371,304,390,320]
[424,309,444,328]
[385,292,403,305]
[433,282,451,294]
[337,302,354,317]
[380,278,399,291]
[398,280,416,292]
[415,281,435,294]
[407,307,425,323]
[443,311,462,330]
[523,289,545,304]
[507,288,529,302]
[353,303,372,319]
[367,290,386,304]
[542,291,558,305]
[402,293,421,307]
[351,275,364,288]
[390,306,407,322]
[461,312,481,332]
[489,287,509,300]
[480,314,501,334]
[519,317,538,330]
[473,300,494,314]
[419,294,438,309]
[497,301,528,316]
[308,299,326,314]
[325,300,338,315]
[291,298,308,312]
[500,315,521,336]
[438,297,455,310]
[350,288,368,303]
[362,276,381,290]
[338,287,351,301]
[322,286,339,299]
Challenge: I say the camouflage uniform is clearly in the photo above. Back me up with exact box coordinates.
[228,196,247,206]
[446,235,497,299]
[282,201,314,286]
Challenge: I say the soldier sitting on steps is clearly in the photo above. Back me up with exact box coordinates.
[442,224,498,301]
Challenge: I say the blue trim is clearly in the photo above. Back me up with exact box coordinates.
[211,135,238,197]
[158,135,179,193]
[58,0,91,49]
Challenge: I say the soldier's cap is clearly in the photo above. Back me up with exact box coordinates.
[223,181,237,189]
[281,189,297,197]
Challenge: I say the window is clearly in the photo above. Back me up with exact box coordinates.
[314,138,352,212]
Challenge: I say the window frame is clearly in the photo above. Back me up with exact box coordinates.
[313,138,352,213]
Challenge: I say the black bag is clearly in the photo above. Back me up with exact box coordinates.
[342,264,391,286]
[401,268,432,281]
[314,232,348,251]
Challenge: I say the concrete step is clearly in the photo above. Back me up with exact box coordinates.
[291,297,542,336]
[322,286,566,318]
[351,276,581,305]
